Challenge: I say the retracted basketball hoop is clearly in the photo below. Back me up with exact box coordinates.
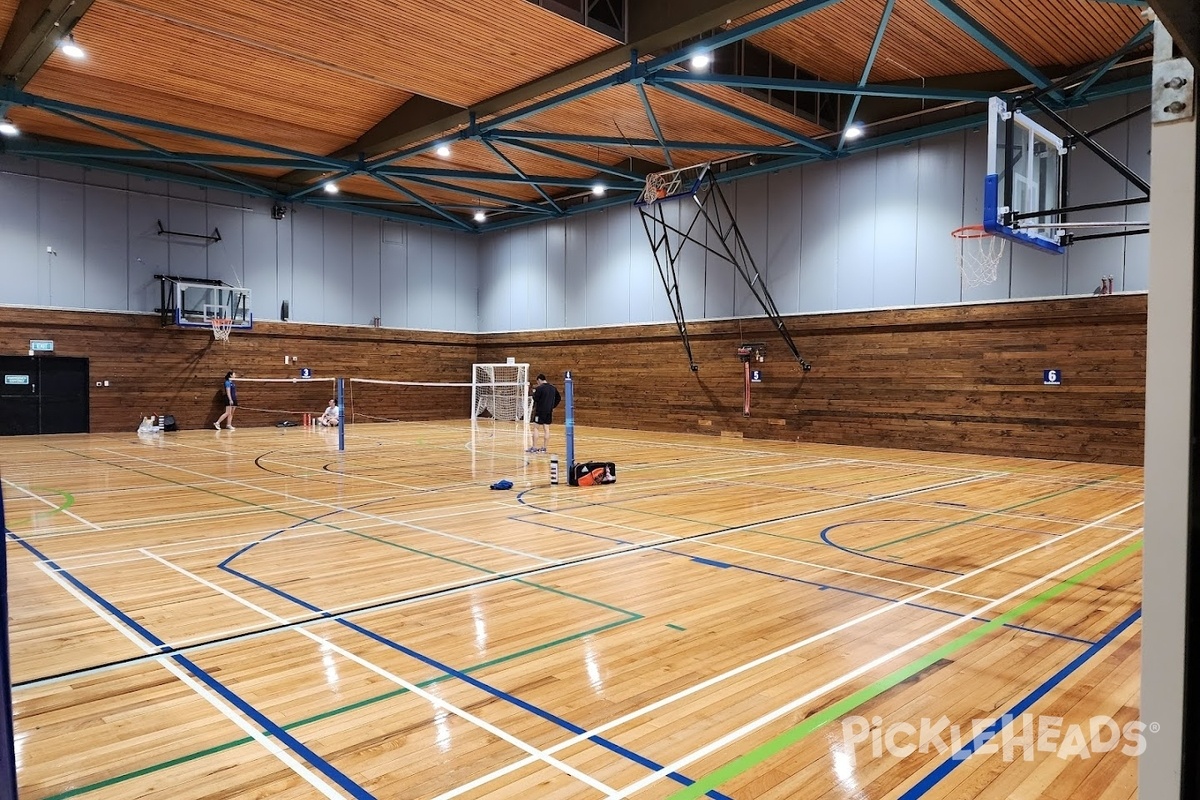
[951,225,1005,288]
[211,317,233,343]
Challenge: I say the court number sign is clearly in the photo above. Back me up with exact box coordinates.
[299,368,312,379]
[750,369,763,383]
[1043,369,1062,386]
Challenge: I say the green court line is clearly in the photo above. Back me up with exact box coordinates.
[666,623,686,631]
[862,477,1114,552]
[41,613,641,800]
[28,488,75,522]
[665,539,1143,800]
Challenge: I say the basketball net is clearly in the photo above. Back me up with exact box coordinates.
[211,317,233,343]
[951,225,1005,288]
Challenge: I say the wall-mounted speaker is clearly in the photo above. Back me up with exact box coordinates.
[281,300,290,321]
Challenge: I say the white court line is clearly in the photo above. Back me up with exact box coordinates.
[92,446,556,565]
[142,549,617,795]
[607,518,1145,798]
[29,561,348,800]
[432,500,1143,800]
[1,478,103,530]
[691,540,997,602]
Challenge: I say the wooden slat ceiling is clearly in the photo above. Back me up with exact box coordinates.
[740,0,1146,84]
[0,1,17,46]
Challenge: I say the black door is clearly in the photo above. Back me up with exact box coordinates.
[0,356,89,435]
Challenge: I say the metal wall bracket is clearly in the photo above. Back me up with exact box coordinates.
[1153,57,1195,124]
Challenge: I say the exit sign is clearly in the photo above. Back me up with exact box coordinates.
[29,340,54,352]
[4,375,30,385]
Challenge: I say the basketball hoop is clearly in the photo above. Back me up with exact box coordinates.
[211,317,233,343]
[642,172,667,205]
[951,225,1005,287]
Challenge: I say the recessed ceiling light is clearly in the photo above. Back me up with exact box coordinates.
[436,145,451,158]
[474,210,486,223]
[592,183,606,196]
[0,118,18,137]
[844,123,865,140]
[690,53,711,69]
[323,182,339,194]
[60,35,85,60]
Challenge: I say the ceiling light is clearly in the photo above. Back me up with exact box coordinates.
[436,145,451,158]
[592,183,606,196]
[690,53,711,70]
[60,35,85,60]
[323,182,339,194]
[0,118,18,137]
[844,123,865,140]
[474,210,486,223]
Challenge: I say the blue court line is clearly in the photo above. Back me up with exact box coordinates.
[821,520,965,576]
[668,549,1097,646]
[4,529,376,800]
[222,528,733,799]
[898,608,1142,799]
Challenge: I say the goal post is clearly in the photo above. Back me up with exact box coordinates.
[471,363,530,422]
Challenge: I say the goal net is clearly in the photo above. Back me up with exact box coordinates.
[471,363,530,421]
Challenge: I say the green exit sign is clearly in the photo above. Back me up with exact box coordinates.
[29,340,54,352]
[4,375,30,385]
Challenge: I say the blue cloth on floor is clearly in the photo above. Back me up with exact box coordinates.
[490,479,514,490]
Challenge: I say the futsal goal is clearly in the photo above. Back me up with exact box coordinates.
[471,362,530,422]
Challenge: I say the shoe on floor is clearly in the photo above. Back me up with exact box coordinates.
[227,426,236,431]
[214,422,221,430]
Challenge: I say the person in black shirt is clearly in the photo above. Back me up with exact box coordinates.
[528,373,561,453]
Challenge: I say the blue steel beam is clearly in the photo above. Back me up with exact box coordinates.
[1071,21,1154,100]
[923,0,1061,101]
[490,128,810,155]
[481,140,565,214]
[643,0,844,72]
[652,73,996,102]
[839,0,897,150]
[636,84,674,168]
[7,153,284,197]
[0,141,337,169]
[397,173,556,215]
[1,88,350,169]
[375,166,643,190]
[369,173,474,231]
[651,82,831,154]
[286,169,360,202]
[485,137,643,180]
[302,197,467,231]
[46,107,275,197]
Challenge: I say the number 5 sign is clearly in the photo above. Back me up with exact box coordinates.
[1043,369,1062,386]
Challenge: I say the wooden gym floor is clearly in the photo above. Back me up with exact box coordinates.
[1,422,1142,799]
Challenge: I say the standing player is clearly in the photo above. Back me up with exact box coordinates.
[527,373,561,453]
[215,370,238,430]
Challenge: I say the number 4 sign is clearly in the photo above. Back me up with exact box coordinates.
[1043,369,1062,386]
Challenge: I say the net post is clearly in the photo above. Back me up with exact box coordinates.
[564,371,574,472]
[0,477,17,800]
[337,377,345,452]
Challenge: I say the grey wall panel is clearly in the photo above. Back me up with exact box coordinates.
[290,209,324,322]
[675,200,708,325]
[128,193,169,313]
[799,159,839,312]
[37,161,85,184]
[836,154,877,310]
[545,221,567,329]
[704,194,737,319]
[1010,242,1066,298]
[1122,95,1151,291]
[352,215,382,326]
[84,168,127,190]
[166,198,209,278]
[1063,101,1130,296]
[766,168,803,315]
[429,229,460,330]
[406,225,434,328]
[242,211,279,322]
[627,203,656,324]
[508,226,536,328]
[915,132,967,306]
[275,214,293,322]
[732,173,771,318]
[84,186,130,312]
[381,239,408,328]
[477,233,503,331]
[0,172,41,305]
[564,218,587,328]
[873,145,919,308]
[39,179,85,308]
[455,235,478,332]
[321,210,354,323]
[169,182,206,202]
[205,202,244,291]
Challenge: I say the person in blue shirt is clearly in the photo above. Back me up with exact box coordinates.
[215,371,238,430]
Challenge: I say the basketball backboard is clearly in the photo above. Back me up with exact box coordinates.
[156,276,252,329]
[985,96,1068,254]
